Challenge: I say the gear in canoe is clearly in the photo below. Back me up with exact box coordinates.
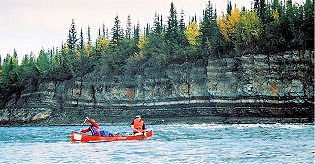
[70,117,153,143]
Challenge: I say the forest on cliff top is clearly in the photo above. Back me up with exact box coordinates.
[0,0,313,99]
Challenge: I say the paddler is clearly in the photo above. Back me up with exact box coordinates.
[80,117,101,136]
[129,115,146,136]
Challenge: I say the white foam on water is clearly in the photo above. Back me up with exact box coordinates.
[177,123,231,130]
[230,123,311,130]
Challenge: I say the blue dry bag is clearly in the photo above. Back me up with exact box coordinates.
[100,130,111,137]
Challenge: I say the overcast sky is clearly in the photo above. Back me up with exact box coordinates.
[0,0,304,60]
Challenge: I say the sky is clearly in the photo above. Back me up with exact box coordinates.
[0,0,305,61]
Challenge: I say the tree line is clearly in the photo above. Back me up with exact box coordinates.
[0,0,313,97]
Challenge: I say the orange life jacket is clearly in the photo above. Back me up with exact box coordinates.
[133,118,144,133]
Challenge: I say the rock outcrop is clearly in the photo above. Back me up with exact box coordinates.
[0,51,313,125]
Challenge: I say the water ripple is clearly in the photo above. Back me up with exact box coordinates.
[0,123,313,163]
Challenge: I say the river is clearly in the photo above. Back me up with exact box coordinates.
[0,123,313,163]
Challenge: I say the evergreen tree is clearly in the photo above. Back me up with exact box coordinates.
[126,15,132,39]
[254,0,260,10]
[87,25,91,44]
[242,6,246,12]
[271,0,280,10]
[153,13,162,35]
[227,0,232,15]
[179,9,185,32]
[67,19,78,51]
[264,0,274,22]
[65,20,79,75]
[37,49,50,78]
[303,0,314,49]
[260,0,266,22]
[166,2,179,42]
[12,49,19,68]
[79,28,84,50]
[106,27,109,39]
[20,54,37,83]
[111,15,124,44]
[1,54,11,77]
[200,0,222,56]
[262,7,284,52]
[178,9,189,46]
[285,0,296,48]
[21,55,29,67]
[160,15,164,32]
[102,23,106,38]
[254,0,266,23]
[8,58,14,79]
[133,22,140,45]
[277,0,292,50]
[52,48,62,69]
[145,23,150,37]
[2,53,19,84]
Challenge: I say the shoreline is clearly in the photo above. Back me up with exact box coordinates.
[1,116,313,127]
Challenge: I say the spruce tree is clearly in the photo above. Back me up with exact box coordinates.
[106,28,109,39]
[87,25,91,44]
[8,58,14,78]
[160,15,164,32]
[227,0,232,15]
[67,19,78,51]
[260,0,266,22]
[254,0,260,10]
[254,0,266,23]
[178,9,188,46]
[111,15,124,44]
[126,15,132,39]
[145,23,150,37]
[133,22,140,45]
[285,0,295,48]
[153,13,162,35]
[200,0,221,56]
[20,54,35,82]
[179,9,185,32]
[271,0,280,10]
[80,28,84,50]
[2,54,11,77]
[166,2,179,42]
[102,24,105,38]
[303,0,314,49]
[37,49,51,78]
[12,49,19,67]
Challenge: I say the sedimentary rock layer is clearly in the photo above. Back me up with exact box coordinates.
[0,51,313,125]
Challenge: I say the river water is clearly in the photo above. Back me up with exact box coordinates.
[0,123,313,163]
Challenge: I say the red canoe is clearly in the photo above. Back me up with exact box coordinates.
[70,130,153,143]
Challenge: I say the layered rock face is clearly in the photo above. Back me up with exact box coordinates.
[0,51,313,125]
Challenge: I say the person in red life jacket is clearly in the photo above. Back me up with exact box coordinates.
[129,115,146,135]
[80,117,101,136]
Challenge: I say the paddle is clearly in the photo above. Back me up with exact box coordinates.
[132,128,147,137]
[79,118,88,133]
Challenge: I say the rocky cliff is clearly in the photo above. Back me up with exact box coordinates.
[0,51,314,125]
